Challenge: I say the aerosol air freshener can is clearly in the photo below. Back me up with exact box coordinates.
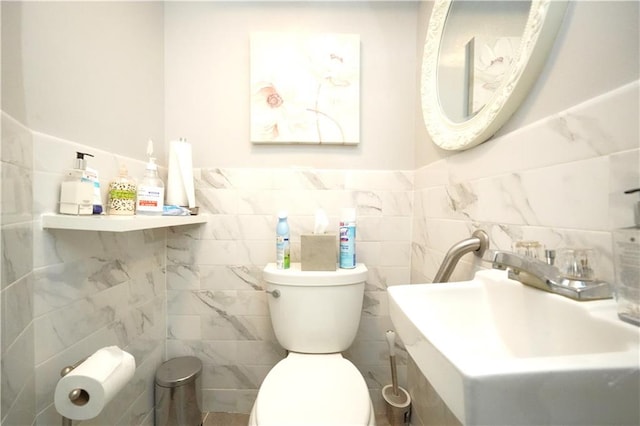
[339,208,356,269]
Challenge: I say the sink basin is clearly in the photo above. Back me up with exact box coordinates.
[388,269,640,425]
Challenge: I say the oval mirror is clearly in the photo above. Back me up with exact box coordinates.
[422,0,568,151]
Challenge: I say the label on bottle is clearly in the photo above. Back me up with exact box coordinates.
[339,223,356,269]
[276,235,290,269]
[108,181,137,215]
[137,185,165,213]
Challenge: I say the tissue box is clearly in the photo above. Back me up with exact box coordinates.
[301,234,337,271]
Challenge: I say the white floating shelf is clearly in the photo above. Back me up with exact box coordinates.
[41,213,207,232]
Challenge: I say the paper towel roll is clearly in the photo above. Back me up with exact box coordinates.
[54,346,136,421]
[166,139,196,208]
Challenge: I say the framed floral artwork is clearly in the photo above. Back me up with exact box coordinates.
[250,32,360,144]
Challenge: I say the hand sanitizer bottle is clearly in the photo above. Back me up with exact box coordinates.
[136,139,165,215]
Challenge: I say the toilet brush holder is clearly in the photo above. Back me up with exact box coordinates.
[383,330,411,426]
[382,384,411,426]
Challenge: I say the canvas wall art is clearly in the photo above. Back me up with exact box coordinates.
[250,32,360,144]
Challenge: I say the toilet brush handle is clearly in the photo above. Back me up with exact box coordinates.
[389,355,399,396]
[386,330,399,395]
[385,330,396,357]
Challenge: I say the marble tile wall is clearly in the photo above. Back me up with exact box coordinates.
[32,227,167,426]
[165,168,414,414]
[1,113,36,426]
[31,131,169,426]
[1,112,169,426]
[411,81,639,286]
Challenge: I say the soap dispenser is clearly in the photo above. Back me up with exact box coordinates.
[59,152,94,215]
[612,188,640,326]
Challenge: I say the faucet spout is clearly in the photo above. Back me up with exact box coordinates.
[433,230,490,283]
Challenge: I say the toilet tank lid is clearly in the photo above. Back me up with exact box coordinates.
[263,263,367,286]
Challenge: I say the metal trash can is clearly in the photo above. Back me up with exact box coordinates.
[154,356,203,426]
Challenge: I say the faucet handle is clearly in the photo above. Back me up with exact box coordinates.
[545,249,556,266]
[513,240,544,259]
[556,248,598,282]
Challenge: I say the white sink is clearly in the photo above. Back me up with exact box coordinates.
[388,269,640,425]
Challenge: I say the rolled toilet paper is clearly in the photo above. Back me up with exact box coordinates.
[166,139,196,208]
[54,346,136,421]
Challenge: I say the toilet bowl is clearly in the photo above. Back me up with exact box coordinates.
[249,353,375,426]
[250,263,374,426]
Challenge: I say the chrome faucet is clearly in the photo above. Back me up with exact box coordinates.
[492,250,612,301]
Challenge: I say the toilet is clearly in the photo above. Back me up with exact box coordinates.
[249,263,375,426]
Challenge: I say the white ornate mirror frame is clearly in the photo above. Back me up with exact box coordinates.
[422,0,568,151]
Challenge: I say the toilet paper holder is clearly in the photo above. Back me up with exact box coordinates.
[59,356,88,426]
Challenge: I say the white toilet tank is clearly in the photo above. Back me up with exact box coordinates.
[263,263,368,354]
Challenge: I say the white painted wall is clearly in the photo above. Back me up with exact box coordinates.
[2,2,165,163]
[164,1,419,170]
[506,1,639,135]
[7,1,636,170]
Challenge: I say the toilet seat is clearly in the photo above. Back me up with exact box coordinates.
[253,353,372,426]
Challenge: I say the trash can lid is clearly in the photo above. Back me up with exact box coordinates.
[155,356,203,388]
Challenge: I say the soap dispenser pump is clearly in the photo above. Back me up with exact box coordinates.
[624,188,640,227]
[74,151,92,170]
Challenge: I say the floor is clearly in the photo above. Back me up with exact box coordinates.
[202,411,392,426]
[203,412,249,426]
